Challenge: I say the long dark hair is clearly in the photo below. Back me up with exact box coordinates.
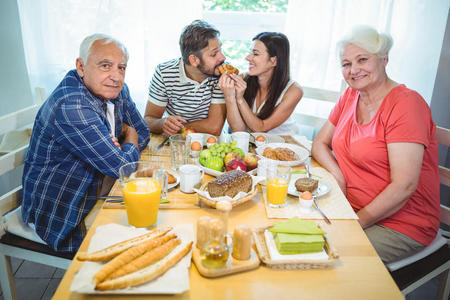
[244,32,290,120]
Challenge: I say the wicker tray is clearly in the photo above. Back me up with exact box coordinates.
[252,225,339,269]
[197,182,258,209]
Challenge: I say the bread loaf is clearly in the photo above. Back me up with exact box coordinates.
[295,177,318,192]
[207,170,252,198]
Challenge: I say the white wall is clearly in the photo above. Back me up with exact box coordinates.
[388,0,449,103]
[0,0,33,117]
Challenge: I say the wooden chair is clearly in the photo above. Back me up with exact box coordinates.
[294,81,346,140]
[387,126,450,300]
[0,105,74,300]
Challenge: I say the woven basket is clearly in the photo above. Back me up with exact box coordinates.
[252,225,339,269]
[197,182,258,209]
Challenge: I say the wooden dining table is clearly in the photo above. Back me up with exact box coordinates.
[53,134,404,300]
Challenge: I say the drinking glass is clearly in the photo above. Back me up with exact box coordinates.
[266,164,291,208]
[169,134,189,170]
[119,161,162,227]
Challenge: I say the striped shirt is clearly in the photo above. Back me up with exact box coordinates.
[22,70,150,252]
[148,58,225,122]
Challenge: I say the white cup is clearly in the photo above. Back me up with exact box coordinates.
[231,131,250,154]
[179,164,204,193]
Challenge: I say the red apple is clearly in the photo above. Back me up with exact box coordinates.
[180,127,196,139]
[226,159,247,172]
[223,151,242,166]
[243,153,258,171]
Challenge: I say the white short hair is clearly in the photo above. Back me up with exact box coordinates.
[79,33,129,64]
[337,25,393,58]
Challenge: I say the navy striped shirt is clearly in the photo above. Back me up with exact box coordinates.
[148,58,225,122]
[22,70,150,252]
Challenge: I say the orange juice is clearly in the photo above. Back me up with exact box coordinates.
[122,178,161,227]
[267,178,289,206]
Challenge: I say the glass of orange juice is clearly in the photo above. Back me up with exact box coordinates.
[119,161,162,227]
[266,164,291,208]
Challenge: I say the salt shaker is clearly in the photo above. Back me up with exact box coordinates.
[232,225,252,260]
[196,216,212,249]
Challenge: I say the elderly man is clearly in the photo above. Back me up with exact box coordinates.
[145,20,227,136]
[21,34,149,252]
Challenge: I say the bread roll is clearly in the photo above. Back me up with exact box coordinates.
[77,226,172,261]
[94,233,176,284]
[95,241,193,291]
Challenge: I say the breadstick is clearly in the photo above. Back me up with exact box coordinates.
[77,226,171,261]
[95,241,193,291]
[94,233,176,284]
[107,238,181,280]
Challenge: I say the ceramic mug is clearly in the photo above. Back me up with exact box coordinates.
[179,164,204,193]
[231,131,250,154]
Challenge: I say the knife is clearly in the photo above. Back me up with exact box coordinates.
[155,135,170,150]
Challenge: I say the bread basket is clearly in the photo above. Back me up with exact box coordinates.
[197,182,258,208]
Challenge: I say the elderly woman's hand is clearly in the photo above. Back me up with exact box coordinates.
[218,73,236,102]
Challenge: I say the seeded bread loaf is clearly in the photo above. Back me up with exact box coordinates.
[295,177,318,192]
[208,170,252,198]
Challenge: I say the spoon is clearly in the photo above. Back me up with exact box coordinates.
[305,157,331,224]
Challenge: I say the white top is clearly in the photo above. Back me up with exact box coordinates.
[148,58,225,123]
[251,80,298,135]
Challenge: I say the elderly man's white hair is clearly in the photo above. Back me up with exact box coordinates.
[79,33,129,63]
[337,25,393,58]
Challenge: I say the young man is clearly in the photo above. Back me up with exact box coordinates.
[145,20,227,136]
[21,34,150,252]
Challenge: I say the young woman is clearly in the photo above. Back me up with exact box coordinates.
[219,32,303,135]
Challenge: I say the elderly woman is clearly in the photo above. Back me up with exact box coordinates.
[312,26,440,263]
[219,32,303,135]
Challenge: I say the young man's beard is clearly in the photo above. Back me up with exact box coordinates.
[198,58,220,77]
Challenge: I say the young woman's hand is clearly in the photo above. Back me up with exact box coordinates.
[218,74,236,101]
[230,74,247,100]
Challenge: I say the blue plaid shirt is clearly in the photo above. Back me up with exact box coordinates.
[22,70,150,252]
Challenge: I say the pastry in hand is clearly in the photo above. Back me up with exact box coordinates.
[218,63,239,76]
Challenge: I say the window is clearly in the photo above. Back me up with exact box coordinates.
[17,0,449,138]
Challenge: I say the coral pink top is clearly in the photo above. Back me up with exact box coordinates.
[329,85,440,245]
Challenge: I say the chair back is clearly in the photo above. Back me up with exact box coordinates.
[436,126,450,238]
[0,104,39,234]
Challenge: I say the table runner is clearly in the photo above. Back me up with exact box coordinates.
[263,166,358,220]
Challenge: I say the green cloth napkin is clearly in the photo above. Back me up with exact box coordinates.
[269,217,326,254]
[268,217,326,235]
[274,232,324,254]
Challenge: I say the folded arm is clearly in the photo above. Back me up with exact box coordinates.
[55,103,140,179]
[356,142,424,228]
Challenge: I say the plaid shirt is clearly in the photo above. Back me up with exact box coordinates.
[22,70,150,252]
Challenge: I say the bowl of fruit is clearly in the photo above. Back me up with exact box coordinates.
[198,141,259,177]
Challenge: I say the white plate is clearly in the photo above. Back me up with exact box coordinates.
[255,143,309,166]
[167,170,180,189]
[250,133,285,144]
[70,224,194,294]
[287,174,330,198]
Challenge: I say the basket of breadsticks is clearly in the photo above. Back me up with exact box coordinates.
[70,223,194,294]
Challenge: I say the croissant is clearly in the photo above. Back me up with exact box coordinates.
[218,64,239,76]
